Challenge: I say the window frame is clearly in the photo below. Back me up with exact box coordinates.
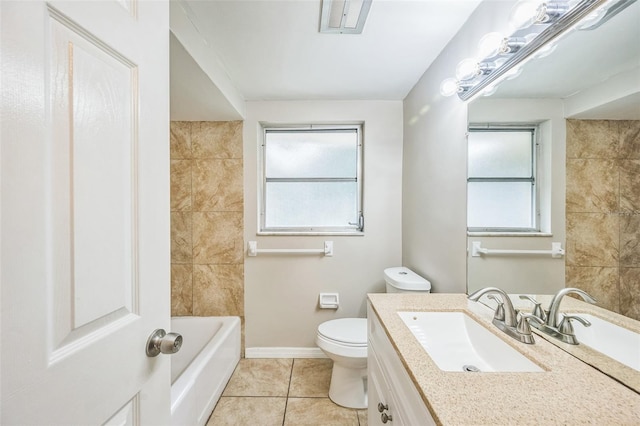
[258,123,364,235]
[467,125,540,233]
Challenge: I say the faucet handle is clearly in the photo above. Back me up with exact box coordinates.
[517,312,544,335]
[487,294,505,322]
[519,295,547,322]
[557,314,591,335]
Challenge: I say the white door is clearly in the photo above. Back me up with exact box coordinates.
[1,0,171,424]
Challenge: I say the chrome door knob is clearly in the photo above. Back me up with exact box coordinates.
[146,329,183,357]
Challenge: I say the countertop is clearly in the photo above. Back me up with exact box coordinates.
[368,293,640,425]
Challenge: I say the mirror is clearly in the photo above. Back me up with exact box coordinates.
[466,0,640,391]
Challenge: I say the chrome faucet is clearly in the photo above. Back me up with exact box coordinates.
[468,287,535,344]
[546,288,596,328]
[524,288,596,345]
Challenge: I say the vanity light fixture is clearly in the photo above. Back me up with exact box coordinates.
[534,1,573,23]
[440,0,623,100]
[320,0,372,34]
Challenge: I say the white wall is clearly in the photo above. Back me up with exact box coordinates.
[243,101,403,351]
[467,98,566,294]
[402,1,515,293]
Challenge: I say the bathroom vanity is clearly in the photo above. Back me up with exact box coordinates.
[367,294,640,425]
[368,304,435,425]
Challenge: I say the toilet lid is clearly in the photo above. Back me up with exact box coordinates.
[318,318,367,345]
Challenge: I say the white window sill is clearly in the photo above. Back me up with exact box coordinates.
[257,231,365,237]
[467,232,553,237]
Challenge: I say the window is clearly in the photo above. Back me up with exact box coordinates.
[467,126,538,232]
[260,125,363,234]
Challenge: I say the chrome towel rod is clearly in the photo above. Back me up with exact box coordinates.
[247,241,333,257]
[471,241,564,258]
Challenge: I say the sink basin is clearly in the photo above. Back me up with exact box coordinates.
[567,313,640,371]
[398,311,543,373]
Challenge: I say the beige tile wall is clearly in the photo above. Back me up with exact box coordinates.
[566,119,640,320]
[170,121,244,325]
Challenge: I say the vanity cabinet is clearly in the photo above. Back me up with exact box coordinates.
[367,303,436,426]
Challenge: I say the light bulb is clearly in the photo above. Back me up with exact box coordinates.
[478,32,505,59]
[440,78,459,97]
[509,0,540,31]
[455,58,479,81]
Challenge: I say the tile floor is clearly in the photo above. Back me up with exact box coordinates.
[206,358,368,426]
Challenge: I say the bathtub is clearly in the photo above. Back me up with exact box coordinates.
[171,316,241,426]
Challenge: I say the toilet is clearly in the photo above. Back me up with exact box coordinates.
[316,266,431,409]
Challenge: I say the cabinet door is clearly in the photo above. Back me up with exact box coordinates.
[368,303,436,426]
[369,345,404,426]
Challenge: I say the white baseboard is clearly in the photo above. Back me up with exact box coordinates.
[245,347,327,359]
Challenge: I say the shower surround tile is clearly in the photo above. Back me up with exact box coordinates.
[192,211,244,264]
[192,121,243,159]
[192,159,243,212]
[566,119,618,159]
[170,121,244,320]
[565,266,619,313]
[620,160,640,213]
[193,264,244,317]
[566,159,618,213]
[620,120,640,159]
[171,211,193,263]
[566,119,640,323]
[566,213,619,267]
[620,268,640,321]
[171,264,193,316]
[170,121,191,159]
[170,159,192,211]
[621,214,640,267]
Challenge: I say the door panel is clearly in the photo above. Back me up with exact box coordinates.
[49,6,138,351]
[1,1,170,424]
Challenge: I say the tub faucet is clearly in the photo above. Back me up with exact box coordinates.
[528,287,596,345]
[468,287,535,344]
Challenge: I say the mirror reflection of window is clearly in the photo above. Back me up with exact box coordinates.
[467,127,538,232]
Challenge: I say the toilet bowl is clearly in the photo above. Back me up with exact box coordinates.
[316,318,368,409]
[316,267,430,409]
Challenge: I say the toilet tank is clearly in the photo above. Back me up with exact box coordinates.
[384,267,431,293]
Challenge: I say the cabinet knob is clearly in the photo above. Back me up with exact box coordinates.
[377,402,388,413]
[381,412,393,423]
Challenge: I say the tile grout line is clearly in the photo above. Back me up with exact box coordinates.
[282,358,295,426]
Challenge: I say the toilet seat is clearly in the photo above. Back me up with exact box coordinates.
[316,318,367,359]
[317,318,367,346]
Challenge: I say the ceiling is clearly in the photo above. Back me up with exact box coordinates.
[170,0,640,120]
[171,0,482,108]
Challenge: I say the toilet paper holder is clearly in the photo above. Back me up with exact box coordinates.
[319,293,339,309]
